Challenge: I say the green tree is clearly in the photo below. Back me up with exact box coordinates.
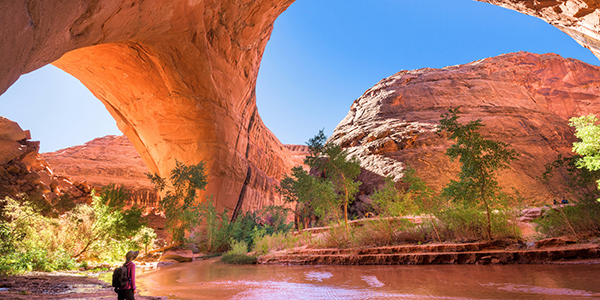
[71,184,145,258]
[305,130,362,227]
[570,114,600,191]
[147,160,208,243]
[438,107,519,240]
[279,166,338,228]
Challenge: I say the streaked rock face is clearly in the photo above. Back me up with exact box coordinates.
[42,135,159,207]
[1,0,599,213]
[479,0,600,60]
[330,52,600,203]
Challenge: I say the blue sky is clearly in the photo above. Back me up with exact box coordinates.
[1,0,598,153]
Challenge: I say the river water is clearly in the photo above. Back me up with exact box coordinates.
[137,259,600,300]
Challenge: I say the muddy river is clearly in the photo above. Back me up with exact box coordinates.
[137,259,600,299]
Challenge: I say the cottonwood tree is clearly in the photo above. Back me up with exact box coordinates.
[305,130,361,227]
[279,166,338,229]
[438,107,519,240]
[570,114,600,192]
[147,160,208,243]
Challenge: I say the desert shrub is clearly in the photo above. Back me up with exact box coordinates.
[434,205,515,242]
[0,198,78,275]
[536,199,600,240]
[355,218,417,247]
[371,177,417,217]
[195,198,231,253]
[230,211,260,248]
[133,226,158,255]
[259,205,294,235]
[221,239,257,264]
[0,184,154,275]
[221,253,257,264]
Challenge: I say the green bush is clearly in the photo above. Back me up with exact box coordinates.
[536,200,600,240]
[434,205,516,242]
[371,177,416,217]
[0,184,155,275]
[221,239,257,264]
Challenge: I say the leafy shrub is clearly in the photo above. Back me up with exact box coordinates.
[536,200,600,240]
[221,239,257,264]
[0,183,155,275]
[371,177,416,217]
[434,205,516,242]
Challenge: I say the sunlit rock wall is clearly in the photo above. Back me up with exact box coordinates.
[330,52,600,204]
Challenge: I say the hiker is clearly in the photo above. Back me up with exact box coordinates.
[117,250,139,300]
[561,197,569,204]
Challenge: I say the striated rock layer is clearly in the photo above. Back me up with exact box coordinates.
[1,0,600,213]
[42,135,159,207]
[330,52,600,204]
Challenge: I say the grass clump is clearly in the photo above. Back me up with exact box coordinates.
[221,239,257,264]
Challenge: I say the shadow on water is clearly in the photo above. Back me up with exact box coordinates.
[137,258,600,300]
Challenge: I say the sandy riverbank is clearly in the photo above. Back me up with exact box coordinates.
[0,272,165,300]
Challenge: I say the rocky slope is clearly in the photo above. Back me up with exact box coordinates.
[2,0,598,216]
[42,135,159,207]
[330,52,600,205]
[0,117,90,211]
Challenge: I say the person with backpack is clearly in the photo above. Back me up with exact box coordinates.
[113,250,139,300]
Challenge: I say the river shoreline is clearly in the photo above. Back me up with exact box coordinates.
[1,240,598,299]
[0,272,165,300]
[259,240,600,265]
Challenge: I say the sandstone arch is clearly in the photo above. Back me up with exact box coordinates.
[1,0,599,213]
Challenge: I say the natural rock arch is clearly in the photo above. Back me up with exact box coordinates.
[0,0,599,213]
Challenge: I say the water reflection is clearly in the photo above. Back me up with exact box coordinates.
[137,258,600,299]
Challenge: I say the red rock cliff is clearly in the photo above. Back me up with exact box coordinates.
[330,52,600,204]
[41,135,159,207]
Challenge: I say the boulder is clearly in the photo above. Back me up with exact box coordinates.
[0,117,26,141]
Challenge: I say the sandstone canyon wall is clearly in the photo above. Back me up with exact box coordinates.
[42,135,159,207]
[1,0,600,214]
[330,52,600,205]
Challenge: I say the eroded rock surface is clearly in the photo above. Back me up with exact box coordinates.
[0,117,90,209]
[42,135,159,207]
[480,0,600,60]
[330,52,600,204]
